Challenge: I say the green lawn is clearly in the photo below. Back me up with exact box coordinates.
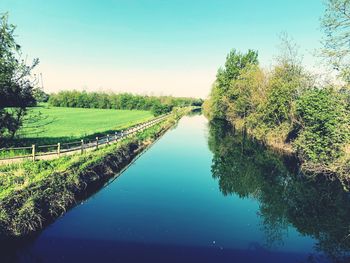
[13,104,153,145]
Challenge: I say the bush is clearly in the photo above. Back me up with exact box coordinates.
[294,88,350,164]
[151,103,172,116]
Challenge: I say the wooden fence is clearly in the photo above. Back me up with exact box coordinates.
[0,114,170,164]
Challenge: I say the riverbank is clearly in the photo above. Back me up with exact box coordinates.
[0,108,190,238]
[222,116,350,189]
[203,46,350,190]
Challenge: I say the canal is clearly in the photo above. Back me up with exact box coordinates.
[4,114,350,262]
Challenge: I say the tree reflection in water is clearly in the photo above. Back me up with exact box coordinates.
[208,119,350,262]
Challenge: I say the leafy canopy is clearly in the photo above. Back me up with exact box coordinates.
[206,49,258,119]
[0,13,38,141]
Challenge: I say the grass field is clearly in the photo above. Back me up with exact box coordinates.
[0,118,174,236]
[11,104,153,146]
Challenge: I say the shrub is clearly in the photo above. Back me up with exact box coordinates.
[294,88,350,164]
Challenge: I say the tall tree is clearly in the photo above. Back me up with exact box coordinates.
[0,13,38,141]
[206,49,258,119]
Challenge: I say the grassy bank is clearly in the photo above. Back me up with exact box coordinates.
[206,109,350,191]
[0,109,188,238]
[7,104,153,146]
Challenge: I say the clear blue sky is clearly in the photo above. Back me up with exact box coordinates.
[1,0,325,98]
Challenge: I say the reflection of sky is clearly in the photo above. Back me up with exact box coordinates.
[31,115,318,256]
[2,0,325,97]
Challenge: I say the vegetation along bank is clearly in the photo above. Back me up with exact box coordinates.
[203,41,350,186]
[202,1,350,187]
[0,108,190,238]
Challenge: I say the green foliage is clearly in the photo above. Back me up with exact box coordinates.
[48,90,202,115]
[259,35,311,129]
[151,102,172,116]
[205,83,226,119]
[226,65,265,119]
[0,13,38,139]
[207,37,313,150]
[33,88,49,103]
[218,49,259,90]
[262,65,301,126]
[205,37,350,172]
[294,88,350,163]
[205,49,258,119]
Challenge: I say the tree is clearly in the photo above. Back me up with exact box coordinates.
[205,49,259,119]
[261,35,312,129]
[225,65,266,120]
[33,88,49,103]
[0,13,38,141]
[321,0,350,82]
[219,49,259,90]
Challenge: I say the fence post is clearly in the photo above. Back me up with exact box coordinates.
[57,143,61,157]
[81,139,84,154]
[32,144,36,162]
[96,137,99,149]
[107,134,110,145]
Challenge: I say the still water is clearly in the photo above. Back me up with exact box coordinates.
[5,114,350,262]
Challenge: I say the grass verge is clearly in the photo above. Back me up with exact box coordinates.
[0,108,188,238]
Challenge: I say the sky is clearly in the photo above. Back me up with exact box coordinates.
[1,0,325,98]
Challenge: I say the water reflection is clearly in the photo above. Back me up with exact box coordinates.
[208,119,350,262]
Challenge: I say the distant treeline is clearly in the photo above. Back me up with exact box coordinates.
[48,91,203,116]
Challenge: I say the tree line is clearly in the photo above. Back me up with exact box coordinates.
[48,91,203,116]
[204,34,350,178]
